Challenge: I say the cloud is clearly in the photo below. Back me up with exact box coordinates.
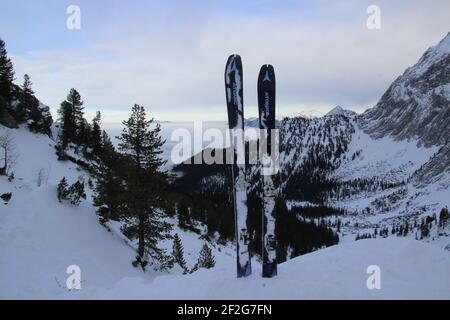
[7,0,450,121]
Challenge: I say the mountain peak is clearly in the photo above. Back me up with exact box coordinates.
[326,105,344,116]
[325,106,355,117]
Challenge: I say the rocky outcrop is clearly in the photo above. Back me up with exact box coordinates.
[413,141,450,188]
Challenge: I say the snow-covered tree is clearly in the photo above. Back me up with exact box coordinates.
[67,180,86,206]
[57,177,69,202]
[194,243,215,270]
[439,207,449,230]
[57,177,86,206]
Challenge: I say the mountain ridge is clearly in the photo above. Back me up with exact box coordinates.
[360,32,450,148]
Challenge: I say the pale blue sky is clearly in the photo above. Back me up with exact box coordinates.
[1,0,449,122]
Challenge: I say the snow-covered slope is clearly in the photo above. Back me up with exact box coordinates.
[0,126,226,299]
[295,109,325,119]
[332,126,436,183]
[0,126,143,298]
[66,238,450,300]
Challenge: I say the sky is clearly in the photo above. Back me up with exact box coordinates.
[1,0,449,122]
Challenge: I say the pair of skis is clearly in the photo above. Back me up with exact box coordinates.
[225,54,277,278]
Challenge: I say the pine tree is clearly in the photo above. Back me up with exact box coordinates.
[57,177,86,206]
[420,221,430,239]
[403,223,409,236]
[93,131,126,224]
[177,201,192,230]
[77,118,91,147]
[0,38,15,102]
[195,243,216,270]
[172,233,188,273]
[22,74,33,95]
[57,177,69,202]
[117,104,171,270]
[165,203,177,217]
[58,89,84,148]
[18,74,52,134]
[90,111,102,155]
[439,207,449,229]
[67,180,86,206]
[13,74,34,122]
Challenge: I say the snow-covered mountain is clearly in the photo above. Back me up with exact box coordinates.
[293,109,325,119]
[360,32,450,147]
[326,106,357,118]
[175,33,450,251]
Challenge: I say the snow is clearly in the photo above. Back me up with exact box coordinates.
[295,109,324,119]
[333,125,437,182]
[0,126,144,299]
[328,124,449,230]
[0,126,236,299]
[2,126,450,299]
[62,239,450,300]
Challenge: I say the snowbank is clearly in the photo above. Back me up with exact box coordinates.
[67,239,450,300]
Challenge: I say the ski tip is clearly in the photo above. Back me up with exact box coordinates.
[258,64,275,84]
[259,64,274,72]
[258,65,267,80]
[226,54,241,63]
[225,54,243,77]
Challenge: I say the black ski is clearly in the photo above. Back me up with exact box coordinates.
[225,54,251,278]
[258,64,277,278]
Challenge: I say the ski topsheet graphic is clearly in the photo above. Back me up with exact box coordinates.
[258,64,278,278]
[225,54,252,277]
